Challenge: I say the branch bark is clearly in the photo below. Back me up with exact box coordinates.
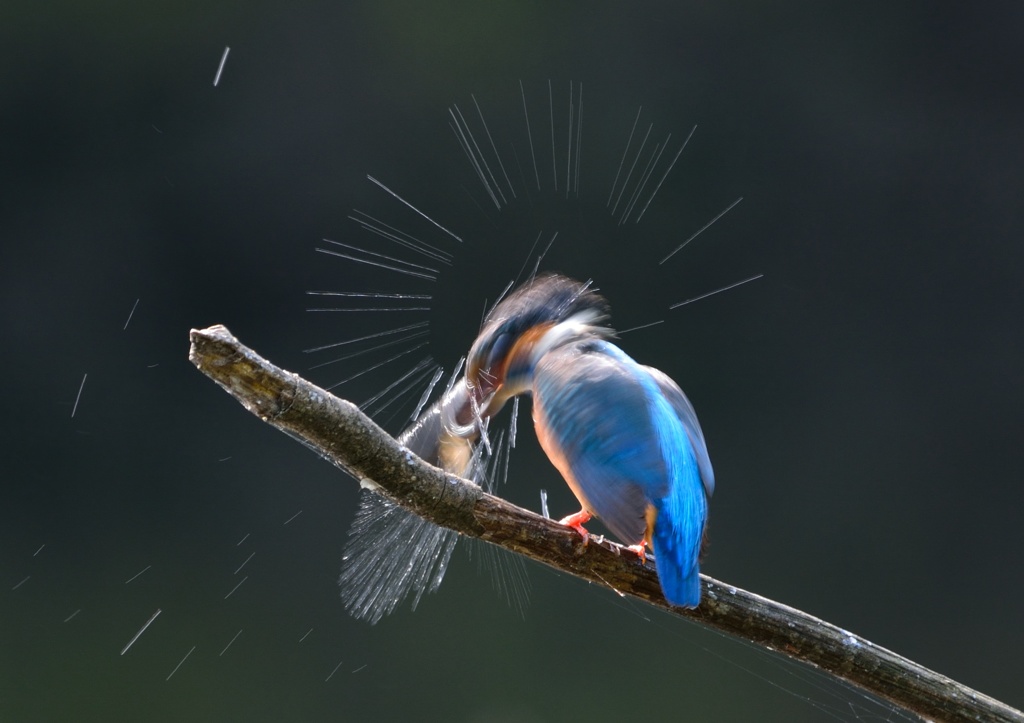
[189,324,1021,723]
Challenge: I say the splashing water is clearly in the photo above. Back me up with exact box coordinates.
[312,80,759,624]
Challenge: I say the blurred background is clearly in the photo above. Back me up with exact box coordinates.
[2,2,1022,721]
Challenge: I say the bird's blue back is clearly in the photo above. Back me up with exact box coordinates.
[533,339,711,607]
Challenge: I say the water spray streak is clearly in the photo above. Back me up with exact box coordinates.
[311,81,756,623]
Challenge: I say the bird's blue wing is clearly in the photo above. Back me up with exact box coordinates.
[532,343,670,544]
[643,366,715,499]
[634,363,710,606]
[536,341,711,606]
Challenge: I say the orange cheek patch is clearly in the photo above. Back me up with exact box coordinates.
[507,322,555,375]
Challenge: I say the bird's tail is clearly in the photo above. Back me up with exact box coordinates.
[650,463,707,608]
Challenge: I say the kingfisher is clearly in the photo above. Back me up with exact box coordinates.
[461,274,715,607]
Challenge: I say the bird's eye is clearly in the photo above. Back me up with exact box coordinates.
[486,332,514,372]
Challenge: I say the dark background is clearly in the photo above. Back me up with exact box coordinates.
[2,2,1022,721]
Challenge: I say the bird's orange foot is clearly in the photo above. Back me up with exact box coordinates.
[558,509,592,544]
[626,542,648,562]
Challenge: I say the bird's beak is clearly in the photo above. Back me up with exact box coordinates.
[469,377,504,420]
[465,356,500,417]
[443,377,504,442]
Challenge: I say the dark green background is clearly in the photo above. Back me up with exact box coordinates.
[2,2,1022,721]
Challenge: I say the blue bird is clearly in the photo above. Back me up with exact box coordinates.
[463,274,715,607]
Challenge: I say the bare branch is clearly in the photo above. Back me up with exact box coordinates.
[189,324,1022,723]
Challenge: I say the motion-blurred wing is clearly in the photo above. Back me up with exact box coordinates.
[339,381,477,623]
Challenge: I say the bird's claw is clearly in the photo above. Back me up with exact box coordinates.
[558,509,592,545]
[626,542,647,563]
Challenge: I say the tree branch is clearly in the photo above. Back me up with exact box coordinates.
[189,324,1021,723]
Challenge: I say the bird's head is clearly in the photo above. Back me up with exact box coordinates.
[464,274,611,419]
